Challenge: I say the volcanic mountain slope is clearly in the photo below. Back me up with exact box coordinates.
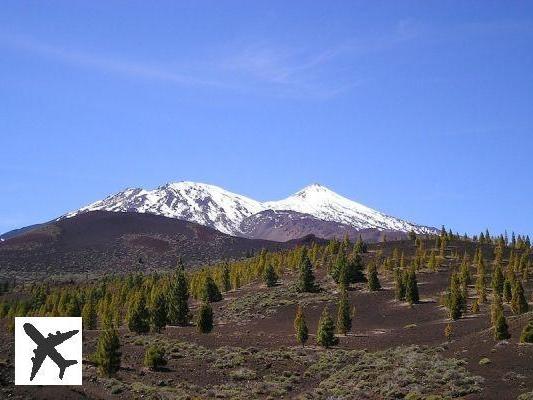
[0,211,313,280]
[239,210,409,242]
[63,182,437,240]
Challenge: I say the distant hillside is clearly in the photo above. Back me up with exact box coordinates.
[240,209,408,242]
[0,222,47,241]
[0,211,317,281]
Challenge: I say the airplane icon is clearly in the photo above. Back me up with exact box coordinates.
[23,322,79,381]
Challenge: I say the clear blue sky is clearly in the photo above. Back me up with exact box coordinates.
[1,1,532,237]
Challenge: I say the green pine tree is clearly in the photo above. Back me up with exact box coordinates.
[263,263,279,287]
[336,289,352,335]
[459,252,471,287]
[394,268,406,301]
[448,273,465,320]
[150,291,168,333]
[298,250,317,293]
[367,263,381,291]
[491,264,504,297]
[490,293,504,326]
[196,301,214,333]
[94,327,121,377]
[201,276,223,302]
[405,268,420,304]
[331,251,347,284]
[81,295,97,330]
[511,280,529,315]
[316,307,338,348]
[167,267,190,325]
[503,279,513,303]
[127,294,150,334]
[66,296,81,317]
[475,255,487,303]
[222,263,232,292]
[494,312,511,340]
[294,305,309,347]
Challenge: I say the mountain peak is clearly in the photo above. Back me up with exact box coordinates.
[64,181,436,237]
[293,183,334,197]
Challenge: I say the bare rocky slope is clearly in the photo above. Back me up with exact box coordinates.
[0,211,318,280]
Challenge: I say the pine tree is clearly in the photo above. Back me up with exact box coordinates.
[222,263,232,292]
[520,320,533,343]
[150,291,167,333]
[167,267,190,325]
[81,295,97,330]
[490,293,503,326]
[367,263,381,291]
[201,276,222,303]
[294,305,309,347]
[316,307,338,348]
[405,268,419,304]
[503,279,513,303]
[511,280,529,315]
[475,255,487,303]
[491,264,504,297]
[331,251,347,284]
[347,253,365,283]
[298,250,317,293]
[94,327,121,377]
[336,289,352,335]
[447,273,464,320]
[127,294,150,334]
[459,252,471,296]
[196,301,214,333]
[66,296,81,317]
[494,312,510,340]
[353,236,367,253]
[394,268,406,301]
[263,263,278,287]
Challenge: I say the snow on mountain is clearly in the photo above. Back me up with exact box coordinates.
[64,182,437,237]
[265,184,432,233]
[64,182,263,235]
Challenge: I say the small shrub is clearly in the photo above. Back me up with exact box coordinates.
[143,345,167,370]
[229,367,257,381]
[478,357,491,366]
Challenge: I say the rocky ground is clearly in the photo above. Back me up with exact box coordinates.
[1,261,532,399]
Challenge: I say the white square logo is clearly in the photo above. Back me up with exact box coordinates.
[15,317,82,385]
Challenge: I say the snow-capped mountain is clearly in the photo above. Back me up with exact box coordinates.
[64,182,263,236]
[64,181,437,239]
[266,184,430,233]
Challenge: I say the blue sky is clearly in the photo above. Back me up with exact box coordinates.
[1,1,532,237]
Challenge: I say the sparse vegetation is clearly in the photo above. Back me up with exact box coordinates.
[94,326,122,377]
[143,344,167,370]
[1,234,531,399]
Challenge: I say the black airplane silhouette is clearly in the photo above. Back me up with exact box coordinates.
[23,322,79,381]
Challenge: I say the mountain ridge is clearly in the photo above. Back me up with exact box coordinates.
[62,181,437,240]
